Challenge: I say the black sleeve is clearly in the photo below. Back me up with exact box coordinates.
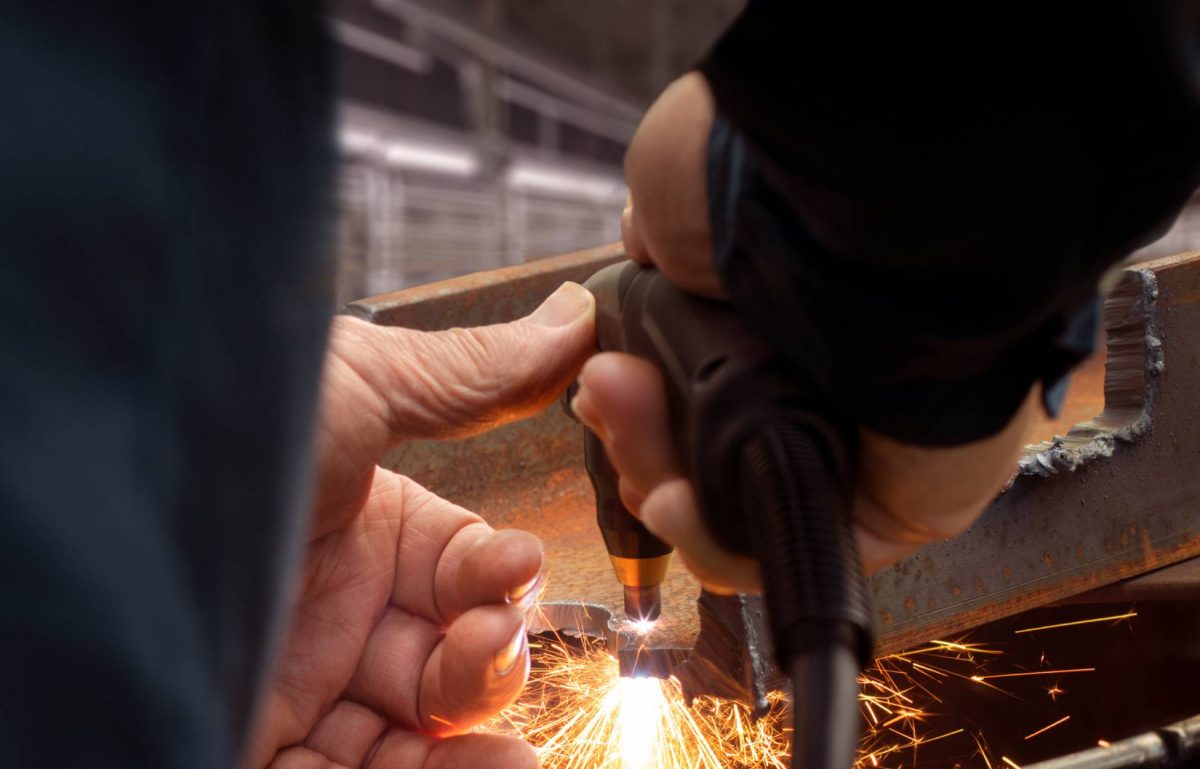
[699,1,1200,445]
[0,4,333,767]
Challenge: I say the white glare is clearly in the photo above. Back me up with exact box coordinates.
[506,162,627,202]
[614,677,664,769]
[338,130,480,176]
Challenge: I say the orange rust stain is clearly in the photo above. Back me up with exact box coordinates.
[1043,552,1054,566]
[904,596,917,611]
[951,584,962,597]
[1023,350,1104,445]
[1142,528,1158,568]
[973,577,985,594]
[1076,545,1085,558]
[880,610,894,624]
[1162,287,1200,307]
[1002,566,1013,578]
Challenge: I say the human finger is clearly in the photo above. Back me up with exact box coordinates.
[384,479,542,623]
[367,731,537,769]
[445,527,546,615]
[314,284,594,528]
[270,729,538,769]
[342,607,442,730]
[417,604,529,733]
[570,352,684,497]
[569,353,760,592]
[341,602,527,733]
[300,700,387,768]
[326,281,594,442]
[639,478,761,594]
[621,201,650,264]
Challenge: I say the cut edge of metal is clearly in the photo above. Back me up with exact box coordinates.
[529,600,690,680]
[1018,268,1159,478]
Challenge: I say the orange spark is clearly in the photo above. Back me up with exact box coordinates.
[973,732,995,769]
[483,633,790,768]
[1015,611,1137,634]
[486,601,1126,769]
[972,667,1094,681]
[1024,715,1070,740]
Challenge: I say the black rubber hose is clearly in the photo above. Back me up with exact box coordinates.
[738,422,872,769]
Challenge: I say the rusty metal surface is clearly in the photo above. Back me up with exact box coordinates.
[872,252,1200,654]
[349,245,1200,662]
[344,242,625,329]
[1066,554,1200,603]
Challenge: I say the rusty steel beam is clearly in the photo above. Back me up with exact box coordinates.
[348,245,1200,665]
[871,252,1200,654]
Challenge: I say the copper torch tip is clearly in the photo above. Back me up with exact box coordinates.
[623,584,662,623]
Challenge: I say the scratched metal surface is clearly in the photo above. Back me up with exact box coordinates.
[347,245,1200,657]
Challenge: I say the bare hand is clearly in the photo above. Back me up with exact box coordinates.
[243,283,595,769]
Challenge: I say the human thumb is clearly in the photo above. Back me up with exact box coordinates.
[332,281,595,443]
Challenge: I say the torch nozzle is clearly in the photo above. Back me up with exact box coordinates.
[623,585,662,623]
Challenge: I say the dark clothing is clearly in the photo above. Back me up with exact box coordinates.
[701,1,1200,445]
[0,4,333,767]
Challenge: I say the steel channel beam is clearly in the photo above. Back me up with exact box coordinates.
[348,245,1200,661]
[872,252,1200,653]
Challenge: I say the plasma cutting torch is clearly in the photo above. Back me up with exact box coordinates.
[565,260,875,769]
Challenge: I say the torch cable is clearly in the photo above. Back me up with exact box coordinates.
[737,422,872,769]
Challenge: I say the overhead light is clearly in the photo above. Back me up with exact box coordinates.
[382,142,479,176]
[339,129,480,177]
[506,161,627,202]
[339,129,381,155]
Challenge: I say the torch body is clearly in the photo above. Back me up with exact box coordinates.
[568,260,875,769]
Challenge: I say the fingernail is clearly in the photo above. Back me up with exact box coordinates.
[507,561,547,608]
[528,282,592,327]
[570,391,610,442]
[493,624,527,676]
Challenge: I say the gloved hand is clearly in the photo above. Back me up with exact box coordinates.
[584,72,1041,590]
[244,284,595,769]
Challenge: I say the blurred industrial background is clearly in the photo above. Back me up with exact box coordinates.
[330,0,1200,305]
[330,0,741,304]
